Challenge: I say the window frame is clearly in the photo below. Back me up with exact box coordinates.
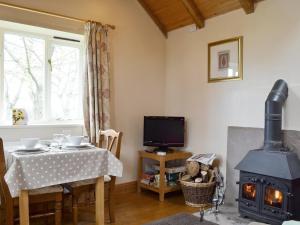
[0,26,84,125]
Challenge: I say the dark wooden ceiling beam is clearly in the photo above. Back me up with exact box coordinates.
[137,0,168,38]
[181,0,205,29]
[239,0,255,14]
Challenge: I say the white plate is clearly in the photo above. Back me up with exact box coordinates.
[14,149,49,155]
[17,145,43,151]
[63,143,93,149]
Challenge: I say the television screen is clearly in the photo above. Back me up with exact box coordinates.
[143,116,185,148]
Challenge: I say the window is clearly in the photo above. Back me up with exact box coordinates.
[50,43,82,120]
[0,22,84,124]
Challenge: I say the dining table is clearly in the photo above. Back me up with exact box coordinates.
[3,142,123,225]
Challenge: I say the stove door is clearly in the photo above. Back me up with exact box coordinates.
[239,173,260,212]
[261,176,289,220]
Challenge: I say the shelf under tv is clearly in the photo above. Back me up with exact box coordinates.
[137,149,192,201]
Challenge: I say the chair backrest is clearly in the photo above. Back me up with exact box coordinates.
[97,129,122,159]
[0,138,12,205]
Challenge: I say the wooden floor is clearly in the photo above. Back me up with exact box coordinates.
[63,190,198,225]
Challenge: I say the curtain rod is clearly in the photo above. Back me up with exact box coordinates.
[0,2,116,30]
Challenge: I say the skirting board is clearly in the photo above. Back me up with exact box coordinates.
[115,181,137,196]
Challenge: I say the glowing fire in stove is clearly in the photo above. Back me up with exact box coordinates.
[242,183,256,200]
[275,190,280,199]
[265,188,283,208]
[245,184,256,198]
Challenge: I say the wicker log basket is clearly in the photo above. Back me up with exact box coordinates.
[180,169,216,210]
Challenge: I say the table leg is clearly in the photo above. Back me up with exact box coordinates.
[19,190,29,225]
[95,176,104,225]
[159,159,165,202]
[137,155,143,193]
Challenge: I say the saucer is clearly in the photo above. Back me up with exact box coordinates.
[63,143,93,149]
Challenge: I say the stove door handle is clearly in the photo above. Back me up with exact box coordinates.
[271,209,276,214]
[287,192,294,198]
[285,212,293,219]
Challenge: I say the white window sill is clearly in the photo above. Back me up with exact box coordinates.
[0,123,83,129]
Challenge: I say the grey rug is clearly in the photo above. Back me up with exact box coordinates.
[193,205,253,225]
[144,213,218,225]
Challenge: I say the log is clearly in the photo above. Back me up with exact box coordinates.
[186,161,200,177]
[201,171,208,183]
[195,177,203,183]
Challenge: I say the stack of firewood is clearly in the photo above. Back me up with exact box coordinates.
[180,159,219,210]
[181,161,218,184]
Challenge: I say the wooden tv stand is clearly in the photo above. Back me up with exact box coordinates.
[137,149,192,201]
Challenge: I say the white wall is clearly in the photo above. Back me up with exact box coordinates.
[0,0,166,183]
[165,0,300,176]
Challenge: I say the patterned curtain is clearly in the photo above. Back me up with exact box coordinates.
[83,21,111,144]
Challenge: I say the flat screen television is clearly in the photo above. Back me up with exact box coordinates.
[143,116,185,150]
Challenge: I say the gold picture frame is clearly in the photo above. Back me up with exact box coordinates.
[208,36,243,83]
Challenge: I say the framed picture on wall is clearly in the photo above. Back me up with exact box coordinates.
[208,36,243,83]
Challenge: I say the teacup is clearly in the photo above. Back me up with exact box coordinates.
[20,138,40,149]
[66,136,84,146]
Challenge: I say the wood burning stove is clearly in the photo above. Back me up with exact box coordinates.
[236,80,300,224]
[237,171,300,224]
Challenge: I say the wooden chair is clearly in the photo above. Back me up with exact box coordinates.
[0,138,63,225]
[64,129,122,224]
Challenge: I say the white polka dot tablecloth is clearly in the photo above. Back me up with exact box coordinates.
[4,144,123,198]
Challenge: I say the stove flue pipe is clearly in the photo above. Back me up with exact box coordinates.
[264,79,288,151]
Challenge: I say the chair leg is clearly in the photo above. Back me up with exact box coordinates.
[72,195,79,225]
[5,200,14,225]
[0,209,4,225]
[108,189,115,223]
[55,197,62,225]
[0,207,2,225]
[45,203,50,225]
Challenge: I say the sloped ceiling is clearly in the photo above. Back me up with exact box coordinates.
[138,0,262,37]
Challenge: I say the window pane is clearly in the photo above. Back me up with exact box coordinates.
[50,44,82,120]
[3,33,45,121]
